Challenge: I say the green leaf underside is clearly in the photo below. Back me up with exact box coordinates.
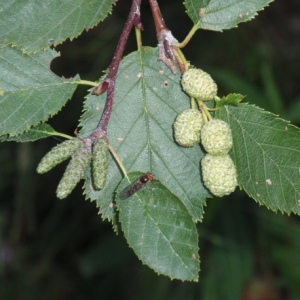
[0,47,79,136]
[0,0,117,53]
[216,104,300,215]
[117,172,199,281]
[0,124,59,142]
[80,47,210,222]
[184,0,274,31]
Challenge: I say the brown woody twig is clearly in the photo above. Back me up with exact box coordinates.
[90,0,142,142]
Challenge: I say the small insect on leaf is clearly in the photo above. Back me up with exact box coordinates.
[119,172,154,200]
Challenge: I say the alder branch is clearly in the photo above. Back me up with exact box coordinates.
[149,0,185,73]
[90,0,142,141]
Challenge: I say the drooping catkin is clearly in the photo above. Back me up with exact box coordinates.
[37,138,83,174]
[92,138,109,190]
[56,145,92,199]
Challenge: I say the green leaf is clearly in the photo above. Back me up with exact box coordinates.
[80,47,210,222]
[0,0,117,53]
[184,0,274,31]
[0,124,63,142]
[0,46,79,136]
[117,172,199,281]
[216,104,300,215]
[215,93,245,109]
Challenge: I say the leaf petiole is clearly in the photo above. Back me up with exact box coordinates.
[174,22,200,48]
[135,26,143,50]
[52,132,74,139]
[77,80,99,87]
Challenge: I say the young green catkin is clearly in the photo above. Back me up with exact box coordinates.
[92,138,109,190]
[37,138,84,174]
[181,68,217,101]
[56,145,92,199]
[201,154,238,197]
[201,119,233,155]
[173,108,204,147]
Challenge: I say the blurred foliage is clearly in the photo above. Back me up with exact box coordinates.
[1,0,300,299]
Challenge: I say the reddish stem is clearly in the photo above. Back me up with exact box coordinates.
[90,0,142,141]
[148,0,168,35]
[149,0,183,73]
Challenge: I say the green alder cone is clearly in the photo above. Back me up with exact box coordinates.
[181,68,217,101]
[174,108,204,147]
[92,138,109,190]
[201,154,238,197]
[37,138,84,174]
[56,145,92,199]
[201,119,233,155]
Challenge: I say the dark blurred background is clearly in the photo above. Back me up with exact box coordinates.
[1,0,300,299]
